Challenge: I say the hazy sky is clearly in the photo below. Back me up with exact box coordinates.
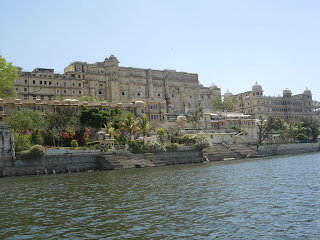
[1,0,319,100]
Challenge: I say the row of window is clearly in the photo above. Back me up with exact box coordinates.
[149,114,166,120]
[22,80,82,87]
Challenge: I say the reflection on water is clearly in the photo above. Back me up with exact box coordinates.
[1,152,320,239]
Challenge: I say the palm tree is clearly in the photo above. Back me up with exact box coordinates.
[138,115,151,144]
[121,112,138,141]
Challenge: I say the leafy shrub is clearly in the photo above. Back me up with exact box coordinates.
[115,134,129,145]
[182,134,196,145]
[164,143,179,150]
[295,133,309,143]
[20,145,45,161]
[71,139,78,148]
[75,128,90,146]
[30,129,44,145]
[13,132,31,152]
[145,141,166,153]
[129,141,144,153]
[194,135,212,149]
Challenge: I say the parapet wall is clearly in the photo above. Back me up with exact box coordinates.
[259,143,319,156]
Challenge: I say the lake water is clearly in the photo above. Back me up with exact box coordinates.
[1,152,320,239]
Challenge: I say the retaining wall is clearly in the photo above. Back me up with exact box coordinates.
[259,143,319,156]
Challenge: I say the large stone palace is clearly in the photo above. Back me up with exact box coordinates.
[0,55,314,136]
[14,55,221,114]
[231,82,315,121]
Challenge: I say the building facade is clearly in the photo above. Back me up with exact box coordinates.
[232,82,315,122]
[15,55,221,115]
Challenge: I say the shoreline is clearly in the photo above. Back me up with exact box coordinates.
[0,143,319,177]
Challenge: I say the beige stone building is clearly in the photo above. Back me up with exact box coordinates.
[15,55,221,115]
[232,82,315,122]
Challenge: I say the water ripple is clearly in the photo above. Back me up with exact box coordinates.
[1,152,320,239]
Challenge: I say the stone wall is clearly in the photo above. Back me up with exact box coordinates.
[98,148,205,170]
[1,149,100,177]
[259,143,319,156]
[0,125,15,162]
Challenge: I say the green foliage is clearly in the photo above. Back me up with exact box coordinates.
[295,133,309,143]
[187,106,204,128]
[13,132,31,152]
[164,143,179,150]
[115,134,129,145]
[145,141,166,153]
[257,115,285,146]
[71,139,79,148]
[9,109,42,133]
[231,126,247,135]
[75,128,90,146]
[194,135,212,149]
[45,107,75,146]
[129,141,144,153]
[20,145,45,161]
[80,107,122,130]
[129,141,165,153]
[30,129,43,145]
[182,134,196,145]
[120,112,138,139]
[297,117,319,142]
[156,128,166,143]
[313,100,320,115]
[138,115,151,137]
[0,56,18,98]
[211,96,238,112]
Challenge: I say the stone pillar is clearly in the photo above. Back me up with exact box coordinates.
[0,125,15,163]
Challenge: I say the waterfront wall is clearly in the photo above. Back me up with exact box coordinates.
[1,143,319,177]
[0,149,100,177]
[259,143,319,156]
[98,147,205,170]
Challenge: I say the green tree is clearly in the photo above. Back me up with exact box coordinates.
[313,100,320,115]
[45,107,75,146]
[121,112,137,141]
[138,115,151,139]
[297,117,319,142]
[211,96,238,112]
[80,107,122,130]
[0,56,19,98]
[156,128,166,144]
[256,115,285,148]
[295,133,309,143]
[187,106,204,128]
[8,109,42,151]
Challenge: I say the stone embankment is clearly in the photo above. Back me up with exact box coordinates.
[0,143,319,177]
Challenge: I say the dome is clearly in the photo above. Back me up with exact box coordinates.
[252,82,263,91]
[304,88,311,95]
[134,100,145,107]
[224,89,233,98]
[177,115,187,122]
[209,83,218,89]
[283,88,291,93]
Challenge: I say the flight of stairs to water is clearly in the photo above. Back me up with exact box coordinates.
[203,144,257,161]
[98,152,165,170]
